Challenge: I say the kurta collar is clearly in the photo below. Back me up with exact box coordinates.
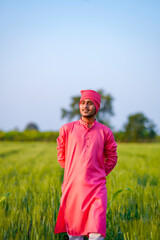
[79,118,97,129]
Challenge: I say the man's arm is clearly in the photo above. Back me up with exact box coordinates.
[57,126,65,168]
[104,128,118,176]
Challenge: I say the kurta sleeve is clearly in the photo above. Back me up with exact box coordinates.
[104,128,118,176]
[57,126,66,168]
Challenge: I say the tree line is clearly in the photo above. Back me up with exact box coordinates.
[0,89,158,142]
[62,89,157,142]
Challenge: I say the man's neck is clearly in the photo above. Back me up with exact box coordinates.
[81,116,96,128]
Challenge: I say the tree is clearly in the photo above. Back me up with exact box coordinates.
[123,112,156,142]
[61,89,114,127]
[25,122,39,131]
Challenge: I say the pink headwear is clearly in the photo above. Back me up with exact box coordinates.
[79,90,101,114]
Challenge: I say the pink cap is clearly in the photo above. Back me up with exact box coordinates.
[79,90,101,114]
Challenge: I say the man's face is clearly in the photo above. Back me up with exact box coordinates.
[79,98,96,118]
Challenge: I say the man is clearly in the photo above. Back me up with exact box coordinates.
[54,90,118,240]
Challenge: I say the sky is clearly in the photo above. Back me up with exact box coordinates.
[1,0,160,133]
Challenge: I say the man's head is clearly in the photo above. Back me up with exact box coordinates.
[79,90,101,118]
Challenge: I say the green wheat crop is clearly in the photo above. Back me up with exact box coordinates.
[0,142,159,240]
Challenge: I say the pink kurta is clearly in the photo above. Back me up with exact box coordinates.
[54,119,117,238]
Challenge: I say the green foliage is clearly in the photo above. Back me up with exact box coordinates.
[114,131,126,142]
[0,142,160,239]
[107,188,132,214]
[61,89,114,128]
[0,131,59,142]
[0,193,12,203]
[155,135,160,142]
[123,112,157,142]
[1,128,159,143]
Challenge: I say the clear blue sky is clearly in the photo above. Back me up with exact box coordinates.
[1,0,160,133]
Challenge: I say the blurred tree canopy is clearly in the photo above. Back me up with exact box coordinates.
[61,89,114,127]
[25,122,39,131]
[123,112,156,142]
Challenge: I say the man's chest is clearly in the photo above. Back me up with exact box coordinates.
[67,126,105,149]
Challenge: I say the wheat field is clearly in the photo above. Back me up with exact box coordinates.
[0,142,159,240]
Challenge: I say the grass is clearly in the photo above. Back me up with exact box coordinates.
[0,142,160,240]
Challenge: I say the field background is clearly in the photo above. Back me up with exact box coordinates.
[0,142,159,240]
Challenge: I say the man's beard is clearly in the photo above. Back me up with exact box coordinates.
[81,109,96,118]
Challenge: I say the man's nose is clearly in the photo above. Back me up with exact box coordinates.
[84,103,88,107]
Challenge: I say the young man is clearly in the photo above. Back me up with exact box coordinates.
[54,90,118,240]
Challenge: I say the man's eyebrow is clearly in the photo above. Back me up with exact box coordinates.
[81,100,93,103]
